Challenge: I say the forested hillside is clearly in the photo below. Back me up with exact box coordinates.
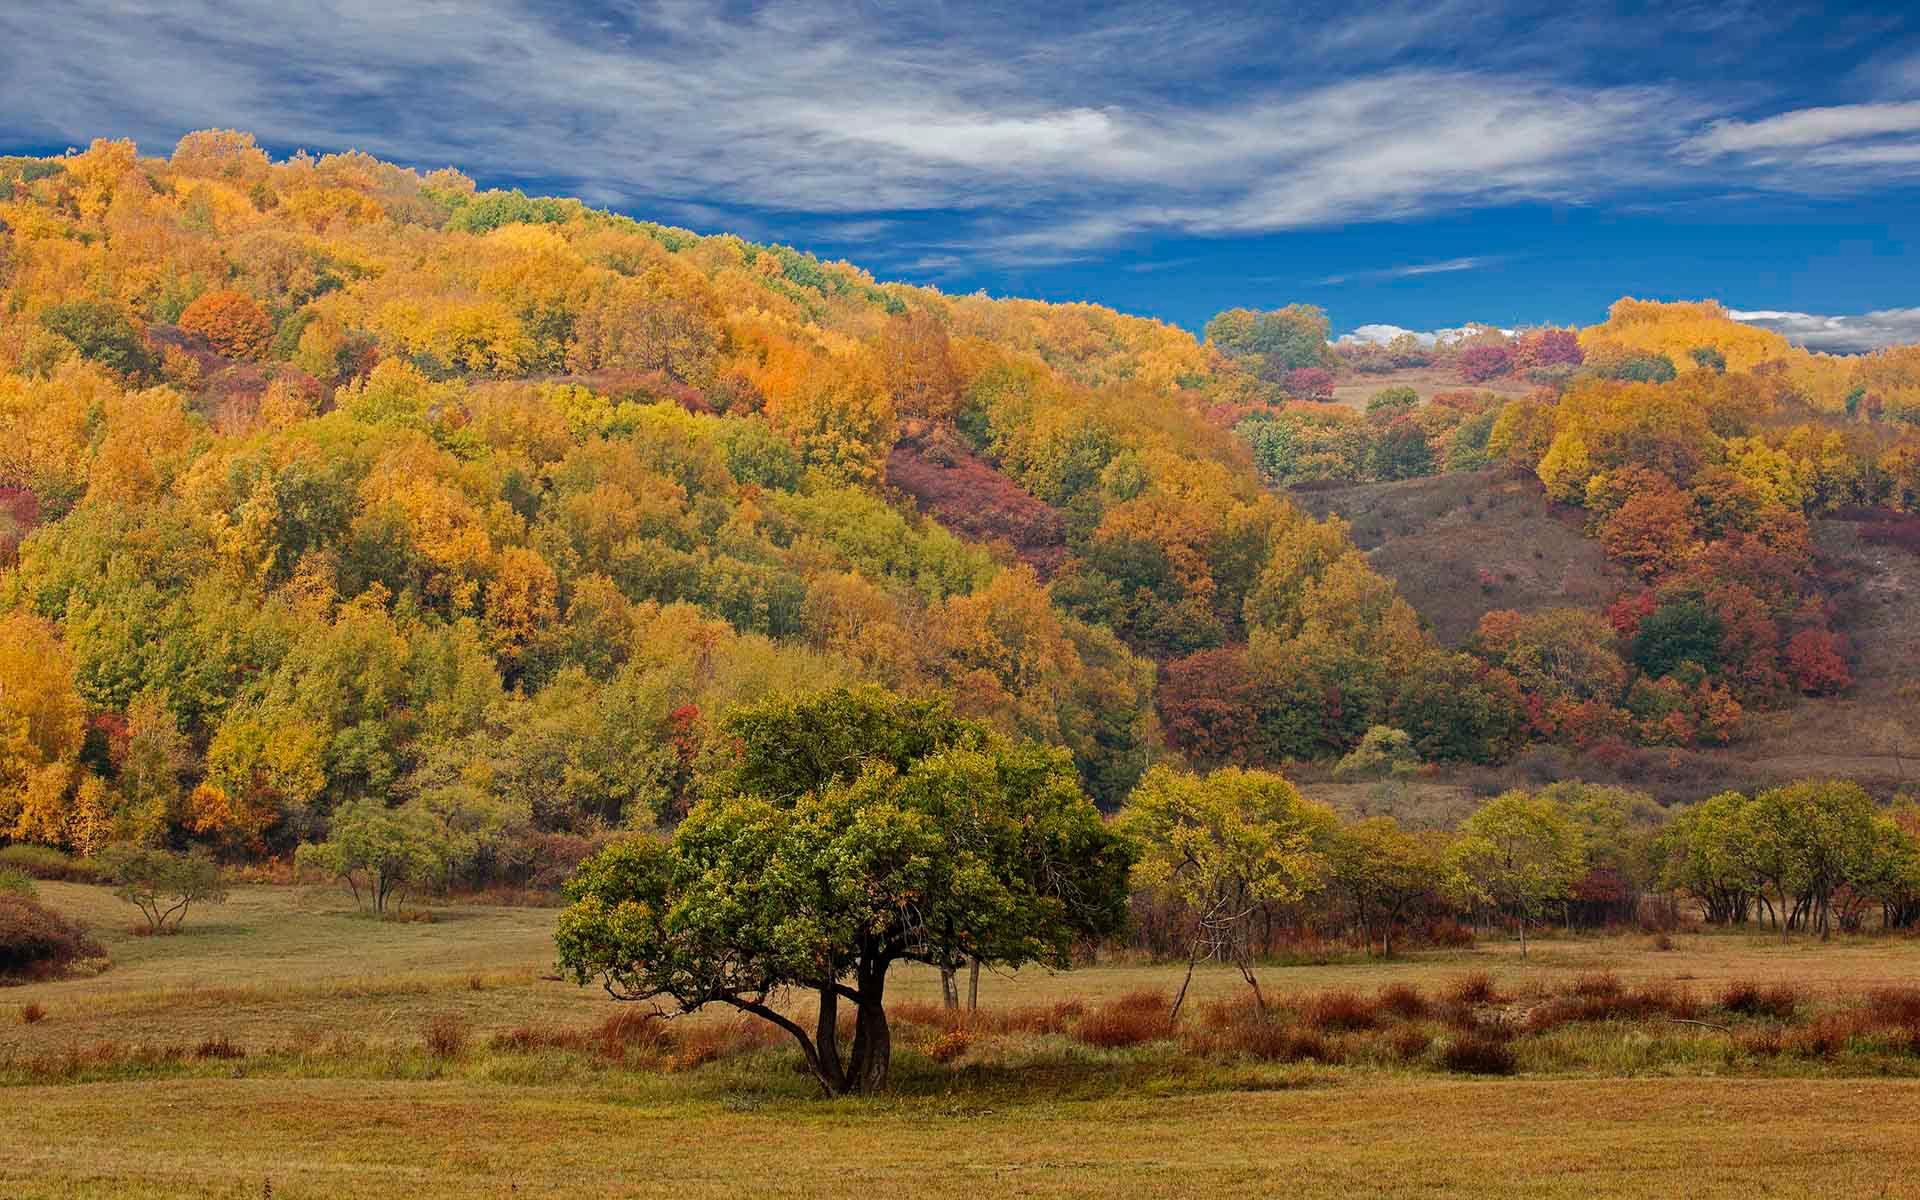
[2,133,1916,880]
[0,132,1423,872]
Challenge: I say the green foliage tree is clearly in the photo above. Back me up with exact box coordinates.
[36,301,159,379]
[296,800,447,915]
[555,688,1132,1096]
[1656,789,1759,925]
[1334,725,1419,779]
[1740,779,1878,940]
[98,845,227,934]
[1117,765,1332,1018]
[1327,816,1443,957]
[1447,791,1585,956]
[1203,305,1331,374]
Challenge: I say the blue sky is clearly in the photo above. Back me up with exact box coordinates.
[3,1,1918,347]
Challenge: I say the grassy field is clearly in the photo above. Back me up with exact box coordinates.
[9,882,1920,1197]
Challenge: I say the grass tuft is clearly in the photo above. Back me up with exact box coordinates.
[1440,1033,1516,1075]
[1072,990,1173,1049]
[422,1015,469,1060]
[1718,980,1801,1019]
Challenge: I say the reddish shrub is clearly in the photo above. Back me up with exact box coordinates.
[491,1023,592,1054]
[669,1023,736,1072]
[422,1015,469,1060]
[1512,328,1583,369]
[193,1034,244,1061]
[1387,1026,1433,1061]
[1787,1013,1867,1060]
[1377,983,1429,1020]
[0,895,105,979]
[1421,919,1476,949]
[886,441,1066,576]
[598,1008,671,1050]
[1157,647,1263,768]
[1570,972,1623,999]
[1441,1032,1517,1074]
[178,290,273,359]
[1719,981,1801,1019]
[20,1002,46,1024]
[1073,990,1174,1049]
[1284,367,1336,401]
[1784,628,1851,695]
[1738,1026,1784,1058]
[1866,987,1920,1027]
[1301,989,1381,1032]
[1445,972,1499,1006]
[1458,344,1514,383]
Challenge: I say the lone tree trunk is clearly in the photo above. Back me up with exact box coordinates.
[844,961,891,1094]
[1169,937,1204,1024]
[967,958,980,1011]
[813,986,847,1095]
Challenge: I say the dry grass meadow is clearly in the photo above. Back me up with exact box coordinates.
[9,881,1920,1197]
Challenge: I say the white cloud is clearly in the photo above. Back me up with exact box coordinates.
[0,0,1908,262]
[1334,323,1508,348]
[1685,101,1920,158]
[1730,307,1920,353]
[1321,256,1493,285]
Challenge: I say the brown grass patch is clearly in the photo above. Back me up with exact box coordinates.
[1300,988,1382,1032]
[1377,983,1429,1020]
[1444,971,1498,1006]
[1072,989,1173,1049]
[422,1015,469,1060]
[1718,981,1801,1019]
[1440,1033,1516,1075]
[193,1034,244,1061]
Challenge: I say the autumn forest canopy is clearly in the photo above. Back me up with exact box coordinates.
[0,131,1918,900]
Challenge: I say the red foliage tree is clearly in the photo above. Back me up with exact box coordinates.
[1157,647,1263,767]
[1457,344,1513,383]
[1284,367,1335,401]
[1511,328,1583,369]
[1784,628,1850,696]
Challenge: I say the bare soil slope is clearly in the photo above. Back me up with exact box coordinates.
[1292,474,1920,798]
[1291,469,1634,646]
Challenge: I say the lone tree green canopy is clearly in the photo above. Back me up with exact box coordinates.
[555,686,1135,1096]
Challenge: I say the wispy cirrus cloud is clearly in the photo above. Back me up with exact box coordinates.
[1320,256,1497,286]
[1685,101,1920,159]
[0,0,1915,271]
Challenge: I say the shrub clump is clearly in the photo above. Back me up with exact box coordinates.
[1445,972,1499,1006]
[1440,1032,1517,1075]
[1718,981,1801,1019]
[422,1015,469,1060]
[1073,990,1174,1049]
[1300,988,1381,1032]
[1378,983,1429,1020]
[0,895,106,981]
[926,1029,972,1064]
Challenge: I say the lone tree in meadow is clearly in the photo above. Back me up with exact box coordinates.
[555,687,1134,1097]
[296,801,446,916]
[1117,765,1333,1020]
[98,845,228,934]
[1446,790,1585,956]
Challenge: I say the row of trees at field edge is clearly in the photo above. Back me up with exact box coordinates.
[553,687,1920,1096]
